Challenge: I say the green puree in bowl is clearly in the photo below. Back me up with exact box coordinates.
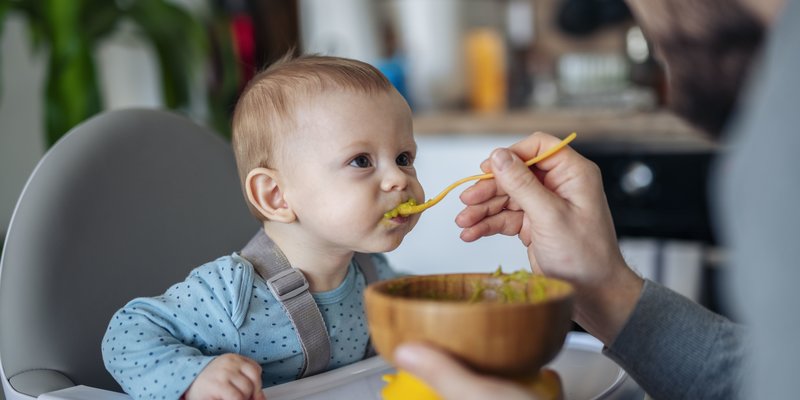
[386,268,550,304]
[468,267,548,304]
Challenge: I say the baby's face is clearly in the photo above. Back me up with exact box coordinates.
[277,89,424,254]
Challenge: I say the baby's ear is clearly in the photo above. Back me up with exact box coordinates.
[245,168,297,223]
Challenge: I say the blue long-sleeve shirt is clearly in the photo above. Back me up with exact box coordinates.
[102,252,398,400]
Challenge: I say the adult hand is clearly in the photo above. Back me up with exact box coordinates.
[184,353,265,400]
[394,343,539,400]
[456,132,643,344]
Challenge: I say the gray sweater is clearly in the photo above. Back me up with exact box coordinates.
[604,280,746,399]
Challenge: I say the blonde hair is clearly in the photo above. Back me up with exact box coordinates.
[231,54,392,219]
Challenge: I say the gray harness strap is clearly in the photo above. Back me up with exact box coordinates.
[240,230,380,377]
[353,253,378,358]
[241,230,329,378]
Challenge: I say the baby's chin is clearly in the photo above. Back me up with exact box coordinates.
[366,221,419,253]
[390,220,420,249]
[370,236,408,253]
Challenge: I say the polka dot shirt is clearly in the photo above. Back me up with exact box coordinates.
[101,253,398,400]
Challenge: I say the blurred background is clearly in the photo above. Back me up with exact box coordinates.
[0,0,727,316]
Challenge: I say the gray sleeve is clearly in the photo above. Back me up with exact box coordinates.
[603,280,747,399]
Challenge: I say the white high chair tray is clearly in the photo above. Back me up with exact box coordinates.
[263,332,628,400]
[36,333,629,400]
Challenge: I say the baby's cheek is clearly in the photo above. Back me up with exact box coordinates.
[412,181,425,202]
[408,214,422,232]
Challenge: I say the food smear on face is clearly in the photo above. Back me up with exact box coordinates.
[384,198,418,219]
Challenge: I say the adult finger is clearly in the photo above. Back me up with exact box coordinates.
[455,194,510,229]
[506,132,579,172]
[477,132,571,172]
[465,134,568,207]
[460,177,503,206]
[395,344,487,399]
[488,148,562,218]
[459,210,524,242]
[395,344,534,400]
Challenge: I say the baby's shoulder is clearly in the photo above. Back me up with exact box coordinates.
[182,254,256,324]
[191,253,250,277]
[185,254,255,296]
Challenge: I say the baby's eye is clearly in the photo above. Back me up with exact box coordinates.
[349,155,373,168]
[396,152,413,167]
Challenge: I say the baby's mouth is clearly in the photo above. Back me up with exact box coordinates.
[387,215,410,224]
[384,198,418,219]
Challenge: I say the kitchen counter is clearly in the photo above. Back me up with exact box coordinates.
[413,108,715,148]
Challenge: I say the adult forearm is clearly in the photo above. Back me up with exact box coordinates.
[572,265,644,346]
[603,280,747,399]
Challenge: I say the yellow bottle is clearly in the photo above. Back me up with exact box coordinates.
[465,28,508,113]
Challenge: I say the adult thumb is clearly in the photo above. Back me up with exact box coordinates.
[490,148,554,213]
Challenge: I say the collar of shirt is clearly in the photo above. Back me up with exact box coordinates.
[312,262,359,305]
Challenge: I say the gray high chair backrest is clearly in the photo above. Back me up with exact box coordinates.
[0,109,259,399]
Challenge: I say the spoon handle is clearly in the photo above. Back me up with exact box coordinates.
[409,132,577,215]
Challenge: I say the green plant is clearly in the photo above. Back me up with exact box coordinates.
[0,0,239,146]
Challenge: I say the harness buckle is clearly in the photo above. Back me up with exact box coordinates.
[266,268,310,301]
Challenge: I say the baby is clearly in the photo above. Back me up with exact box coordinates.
[102,54,424,400]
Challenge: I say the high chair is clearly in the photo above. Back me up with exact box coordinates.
[0,109,259,399]
[0,109,639,400]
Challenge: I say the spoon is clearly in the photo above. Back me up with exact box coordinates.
[384,132,577,219]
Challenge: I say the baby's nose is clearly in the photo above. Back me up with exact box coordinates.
[381,166,409,192]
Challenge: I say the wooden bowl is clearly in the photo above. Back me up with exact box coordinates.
[364,273,574,378]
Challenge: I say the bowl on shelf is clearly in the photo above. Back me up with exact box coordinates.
[364,271,575,378]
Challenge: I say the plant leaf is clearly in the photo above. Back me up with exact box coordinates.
[43,0,102,145]
[83,1,122,41]
[206,16,242,139]
[0,0,9,35]
[126,0,206,109]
